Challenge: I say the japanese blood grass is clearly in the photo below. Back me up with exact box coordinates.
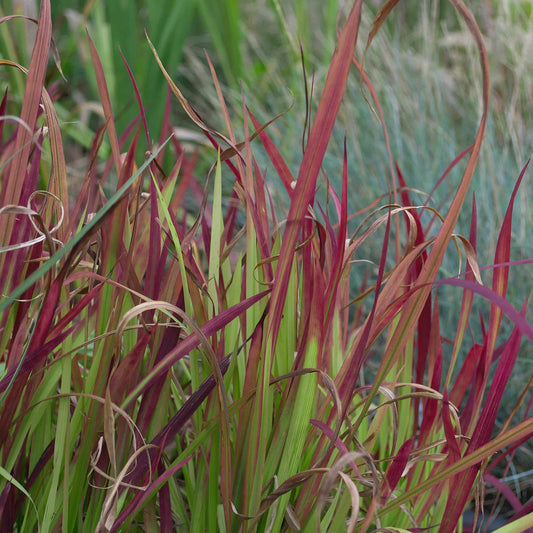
[0,0,533,532]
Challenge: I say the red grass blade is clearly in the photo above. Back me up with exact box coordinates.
[485,161,529,359]
[382,438,413,502]
[0,0,50,209]
[362,0,491,424]
[86,30,122,175]
[267,0,363,348]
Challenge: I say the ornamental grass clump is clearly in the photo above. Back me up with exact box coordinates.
[0,1,532,532]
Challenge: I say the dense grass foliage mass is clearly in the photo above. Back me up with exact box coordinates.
[0,1,532,531]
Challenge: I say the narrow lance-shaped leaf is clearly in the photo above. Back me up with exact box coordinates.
[485,161,529,362]
[86,29,122,178]
[267,0,363,350]
[1,0,50,209]
[363,0,491,411]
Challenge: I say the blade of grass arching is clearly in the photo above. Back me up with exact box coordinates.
[268,0,363,357]
[431,277,533,343]
[120,290,270,410]
[0,465,40,529]
[361,0,490,414]
[0,140,169,314]
[0,13,28,96]
[364,0,402,57]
